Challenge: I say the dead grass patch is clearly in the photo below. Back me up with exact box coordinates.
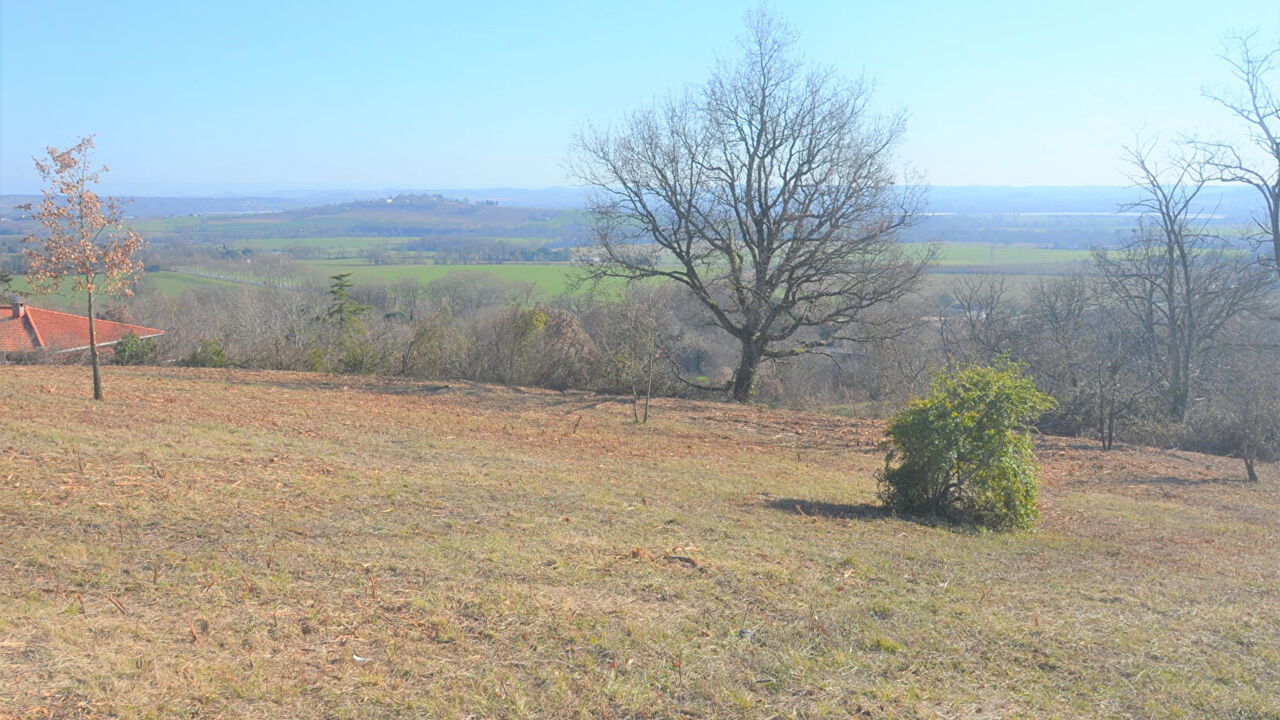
[0,366,1276,718]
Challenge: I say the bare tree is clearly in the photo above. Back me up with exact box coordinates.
[1201,338,1280,481]
[1081,305,1161,450]
[1093,139,1275,421]
[570,10,930,402]
[1193,31,1280,278]
[938,274,1020,366]
[20,137,145,400]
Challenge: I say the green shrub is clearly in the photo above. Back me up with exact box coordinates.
[183,338,231,368]
[877,360,1055,530]
[114,332,156,365]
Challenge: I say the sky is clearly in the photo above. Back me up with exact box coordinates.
[3,0,1279,195]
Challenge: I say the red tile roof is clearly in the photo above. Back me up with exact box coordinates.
[0,303,164,354]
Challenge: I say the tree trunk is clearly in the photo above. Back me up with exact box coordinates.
[87,289,102,401]
[1271,204,1280,282]
[1245,456,1259,483]
[730,339,764,403]
[1169,383,1188,423]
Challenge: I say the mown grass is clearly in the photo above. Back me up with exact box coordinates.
[1,367,1276,719]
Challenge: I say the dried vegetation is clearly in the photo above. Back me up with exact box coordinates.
[0,367,1277,718]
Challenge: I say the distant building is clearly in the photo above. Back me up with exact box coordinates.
[0,297,164,356]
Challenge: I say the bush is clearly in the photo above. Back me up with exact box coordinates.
[467,305,598,390]
[114,332,156,365]
[877,360,1055,530]
[183,338,231,368]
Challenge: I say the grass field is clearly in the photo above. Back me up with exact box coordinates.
[1,367,1276,719]
[298,259,584,296]
[141,271,244,296]
[5,272,242,307]
[928,243,1090,266]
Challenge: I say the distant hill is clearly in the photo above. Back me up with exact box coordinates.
[95,193,593,246]
[411,185,1266,222]
[3,185,1265,251]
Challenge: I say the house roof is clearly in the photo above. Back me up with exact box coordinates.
[0,303,164,354]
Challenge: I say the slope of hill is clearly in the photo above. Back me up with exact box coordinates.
[127,194,590,246]
[2,193,590,248]
[6,186,1262,254]
[1,367,1275,718]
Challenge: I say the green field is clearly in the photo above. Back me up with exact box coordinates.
[141,271,244,296]
[929,242,1090,266]
[3,242,1093,308]
[292,243,1088,297]
[298,259,584,296]
[6,272,244,307]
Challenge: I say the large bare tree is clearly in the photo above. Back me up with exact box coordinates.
[1093,140,1274,421]
[570,11,930,402]
[20,137,145,400]
[1192,31,1280,278]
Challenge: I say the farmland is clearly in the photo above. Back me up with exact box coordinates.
[297,259,582,296]
[0,238,1093,308]
[207,242,1088,298]
[116,196,589,246]
[929,243,1090,267]
[54,240,1089,303]
[227,236,422,253]
[0,366,1275,718]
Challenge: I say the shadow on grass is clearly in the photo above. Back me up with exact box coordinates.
[767,497,889,520]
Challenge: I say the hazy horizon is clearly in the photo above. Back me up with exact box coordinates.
[0,182,1203,198]
[4,1,1279,194]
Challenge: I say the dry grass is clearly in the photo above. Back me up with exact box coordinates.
[1,366,1277,719]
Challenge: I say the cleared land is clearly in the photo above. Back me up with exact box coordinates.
[1,367,1276,719]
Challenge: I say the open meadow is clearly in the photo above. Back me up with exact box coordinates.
[1,367,1276,719]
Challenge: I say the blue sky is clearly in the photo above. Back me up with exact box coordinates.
[3,1,1278,194]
